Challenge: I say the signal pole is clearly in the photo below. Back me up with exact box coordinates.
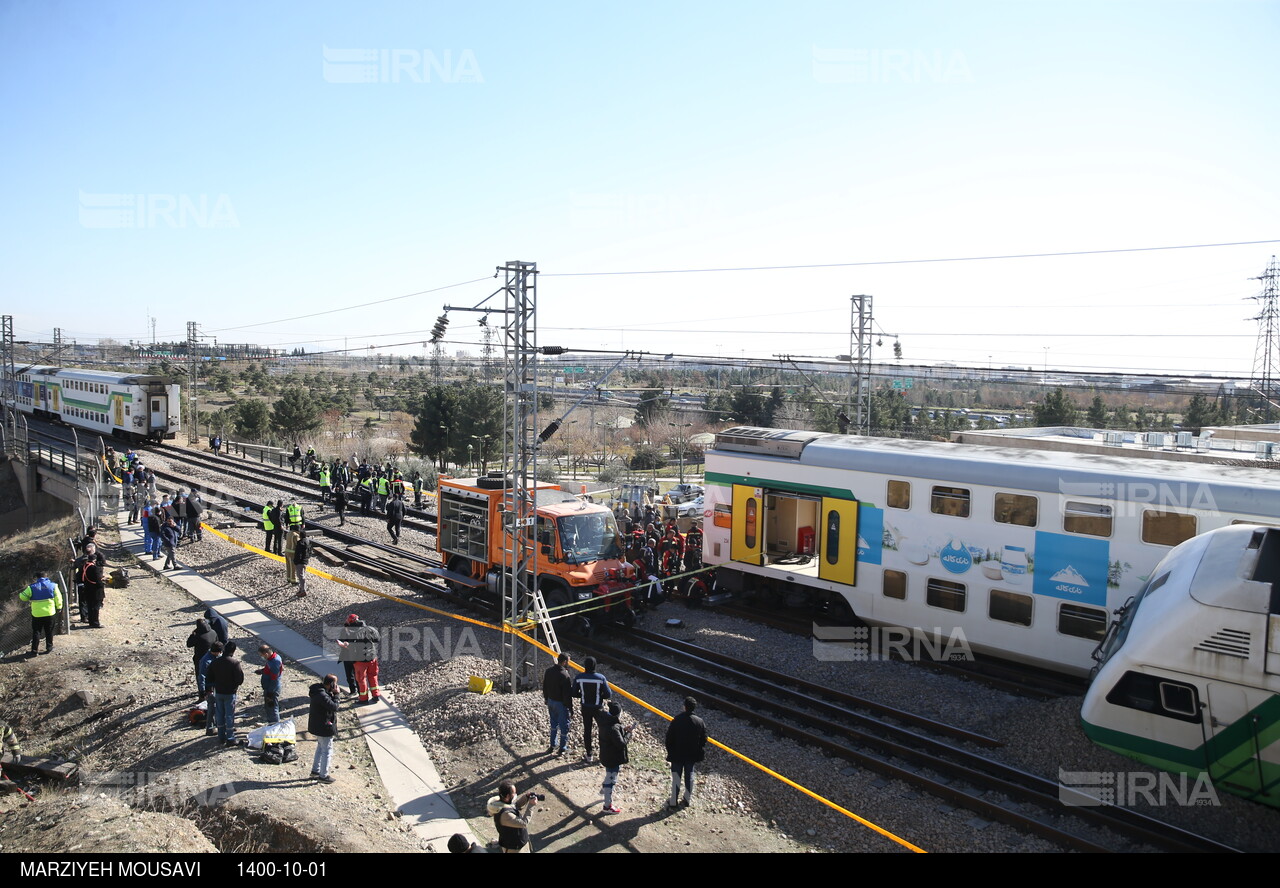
[848,294,873,435]
[187,321,201,445]
[1249,256,1280,423]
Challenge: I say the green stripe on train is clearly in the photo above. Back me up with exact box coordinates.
[1082,693,1280,804]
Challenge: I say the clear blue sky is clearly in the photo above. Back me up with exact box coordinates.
[2,0,1276,377]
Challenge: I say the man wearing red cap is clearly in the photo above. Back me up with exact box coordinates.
[338,614,381,704]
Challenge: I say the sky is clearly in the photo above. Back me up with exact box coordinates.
[2,0,1277,379]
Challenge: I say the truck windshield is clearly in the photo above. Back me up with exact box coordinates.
[557,513,623,564]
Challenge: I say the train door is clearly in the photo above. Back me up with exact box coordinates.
[819,496,860,586]
[731,484,763,565]
[1203,682,1269,800]
[149,395,167,432]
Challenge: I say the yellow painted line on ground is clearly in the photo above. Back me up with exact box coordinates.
[193,521,926,853]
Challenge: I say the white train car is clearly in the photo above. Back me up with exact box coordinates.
[13,365,180,443]
[1081,524,1280,807]
[702,427,1280,676]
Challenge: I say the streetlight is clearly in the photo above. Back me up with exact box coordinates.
[466,443,473,475]
[471,434,491,475]
[669,422,693,483]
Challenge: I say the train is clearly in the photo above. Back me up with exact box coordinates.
[10,365,180,443]
[699,426,1280,677]
[1080,524,1280,807]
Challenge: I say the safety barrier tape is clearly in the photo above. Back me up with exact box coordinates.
[193,520,926,853]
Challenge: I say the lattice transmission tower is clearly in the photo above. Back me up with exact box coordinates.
[1248,256,1280,424]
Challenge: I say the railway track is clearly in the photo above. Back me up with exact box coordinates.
[29,421,1242,851]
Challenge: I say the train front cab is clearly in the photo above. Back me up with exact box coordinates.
[727,483,861,602]
[1082,526,1280,808]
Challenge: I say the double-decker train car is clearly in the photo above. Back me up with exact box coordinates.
[1081,524,1280,807]
[701,427,1280,676]
[12,365,180,443]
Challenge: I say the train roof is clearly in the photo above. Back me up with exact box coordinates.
[22,365,176,386]
[712,426,1280,516]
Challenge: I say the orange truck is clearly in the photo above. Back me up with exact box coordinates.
[431,474,639,629]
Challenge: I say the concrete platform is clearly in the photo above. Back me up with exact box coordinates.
[116,511,476,852]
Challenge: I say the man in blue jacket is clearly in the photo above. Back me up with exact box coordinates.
[19,572,63,656]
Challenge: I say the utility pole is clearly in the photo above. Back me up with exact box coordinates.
[1248,256,1280,423]
[2,315,15,443]
[187,321,201,445]
[497,260,545,692]
[848,294,873,435]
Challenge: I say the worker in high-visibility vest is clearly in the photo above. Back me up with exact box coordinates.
[19,572,63,656]
[359,478,374,516]
[286,501,303,529]
[262,503,275,552]
[375,475,390,512]
[318,465,331,505]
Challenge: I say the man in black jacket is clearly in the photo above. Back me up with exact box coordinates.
[542,652,573,756]
[308,674,340,783]
[208,641,245,746]
[385,493,405,544]
[595,701,632,814]
[333,484,348,527]
[186,618,217,700]
[665,695,708,808]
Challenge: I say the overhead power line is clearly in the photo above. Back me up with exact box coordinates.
[543,238,1280,277]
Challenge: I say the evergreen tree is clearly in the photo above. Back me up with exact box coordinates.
[1182,393,1217,432]
[1086,395,1107,428]
[270,387,322,438]
[1033,388,1079,426]
[634,389,670,428]
[233,399,270,440]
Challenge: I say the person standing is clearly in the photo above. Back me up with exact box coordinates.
[204,608,229,646]
[572,657,612,763]
[318,463,331,505]
[665,695,709,808]
[79,556,106,628]
[173,493,189,541]
[542,652,573,756]
[208,641,245,746]
[269,500,285,555]
[283,525,299,585]
[308,673,340,784]
[385,492,405,545]
[339,614,381,703]
[160,516,180,570]
[199,642,223,736]
[211,434,222,456]
[144,500,162,559]
[256,644,283,724]
[486,781,539,854]
[19,572,62,656]
[333,483,348,527]
[290,444,302,473]
[186,492,205,542]
[596,701,633,815]
[186,618,217,701]
[359,477,373,517]
[261,501,276,552]
[293,527,311,597]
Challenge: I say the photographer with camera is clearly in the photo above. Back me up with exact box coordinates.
[486,779,542,853]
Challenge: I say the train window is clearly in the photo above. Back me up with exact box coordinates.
[994,493,1037,527]
[887,480,910,510]
[1063,501,1112,537]
[125,406,130,416]
[926,578,966,612]
[1159,682,1197,717]
[883,569,906,600]
[1105,671,1202,724]
[989,589,1032,626]
[930,486,970,518]
[1141,510,1197,547]
[1058,603,1107,640]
